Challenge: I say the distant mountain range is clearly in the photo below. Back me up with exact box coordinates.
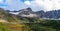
[5,8,60,19]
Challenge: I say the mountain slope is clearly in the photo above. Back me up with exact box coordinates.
[18,7,38,17]
[18,8,60,19]
[0,8,20,22]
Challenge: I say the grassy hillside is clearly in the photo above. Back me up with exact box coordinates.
[0,23,9,31]
[0,19,60,31]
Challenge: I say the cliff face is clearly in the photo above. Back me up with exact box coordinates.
[5,8,60,19]
[18,8,60,19]
[18,7,38,17]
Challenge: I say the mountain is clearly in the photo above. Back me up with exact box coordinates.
[44,10,60,19]
[1,8,60,31]
[35,10,45,18]
[18,7,60,19]
[18,7,38,17]
[0,8,39,23]
[6,7,60,19]
[35,10,60,19]
[0,8,22,22]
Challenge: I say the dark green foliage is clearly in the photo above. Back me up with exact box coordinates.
[25,19,60,31]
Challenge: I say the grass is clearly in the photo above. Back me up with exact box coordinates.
[0,19,60,31]
[0,23,10,31]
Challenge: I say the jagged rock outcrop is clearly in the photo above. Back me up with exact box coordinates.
[6,8,60,19]
[18,7,38,17]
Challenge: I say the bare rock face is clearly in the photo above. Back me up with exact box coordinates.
[18,7,38,17]
[5,7,60,19]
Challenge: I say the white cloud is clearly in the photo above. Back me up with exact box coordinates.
[54,0,60,10]
[4,0,28,11]
[24,1,31,5]
[0,0,4,3]
[24,0,60,11]
[34,0,53,11]
[0,0,60,11]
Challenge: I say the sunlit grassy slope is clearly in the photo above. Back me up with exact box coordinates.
[0,20,60,31]
[0,23,28,31]
[0,23,9,31]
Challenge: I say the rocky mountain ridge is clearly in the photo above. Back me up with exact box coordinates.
[6,8,60,19]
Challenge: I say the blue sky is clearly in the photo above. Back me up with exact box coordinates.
[0,0,60,11]
[21,0,33,2]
